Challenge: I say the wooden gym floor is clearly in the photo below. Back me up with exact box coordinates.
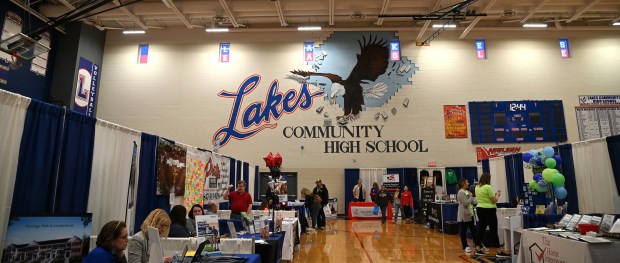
[292,219,511,263]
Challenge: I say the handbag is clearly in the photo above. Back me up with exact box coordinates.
[323,205,331,215]
[373,205,379,215]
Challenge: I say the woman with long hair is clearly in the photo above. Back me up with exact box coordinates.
[474,173,509,258]
[186,204,203,236]
[84,220,129,263]
[457,178,480,254]
[128,209,173,263]
[301,187,321,231]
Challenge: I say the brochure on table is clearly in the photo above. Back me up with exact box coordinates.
[566,214,582,231]
[601,214,615,233]
[557,214,573,227]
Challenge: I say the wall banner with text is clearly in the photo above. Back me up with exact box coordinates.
[443,105,468,138]
[73,57,100,116]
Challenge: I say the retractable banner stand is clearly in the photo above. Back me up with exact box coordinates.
[202,153,231,204]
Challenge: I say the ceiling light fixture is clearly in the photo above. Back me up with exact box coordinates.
[432,24,456,28]
[523,23,548,28]
[613,22,620,26]
[206,28,229,32]
[297,26,322,31]
[122,30,146,34]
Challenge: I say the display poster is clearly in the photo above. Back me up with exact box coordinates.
[381,174,400,194]
[443,105,468,138]
[202,154,231,203]
[575,107,620,140]
[156,139,187,196]
[3,214,92,263]
[183,148,209,211]
[421,188,435,217]
[73,57,100,116]
[426,203,442,228]
[195,215,219,247]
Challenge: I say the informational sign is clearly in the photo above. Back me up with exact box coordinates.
[443,105,468,138]
[138,44,149,64]
[579,95,620,106]
[575,107,620,140]
[559,39,570,58]
[475,39,486,60]
[220,43,230,63]
[426,202,442,229]
[421,188,435,217]
[389,39,400,61]
[304,42,314,62]
[469,100,567,143]
[476,147,521,161]
[73,57,100,116]
[381,174,400,193]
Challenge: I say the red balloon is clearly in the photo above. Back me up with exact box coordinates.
[263,152,275,168]
[274,153,283,166]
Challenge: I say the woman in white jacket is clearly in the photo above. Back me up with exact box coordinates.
[457,178,481,254]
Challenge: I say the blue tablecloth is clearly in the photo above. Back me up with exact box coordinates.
[239,233,284,263]
[253,203,307,233]
[219,219,245,235]
[441,203,458,231]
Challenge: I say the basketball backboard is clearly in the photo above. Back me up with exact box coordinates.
[0,33,50,60]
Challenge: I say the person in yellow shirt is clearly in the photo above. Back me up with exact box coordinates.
[474,172,510,258]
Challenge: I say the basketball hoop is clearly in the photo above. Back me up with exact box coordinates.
[8,50,23,70]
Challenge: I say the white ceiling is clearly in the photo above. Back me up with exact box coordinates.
[15,0,620,37]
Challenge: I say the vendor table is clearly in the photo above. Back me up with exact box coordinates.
[347,202,393,220]
[517,230,620,263]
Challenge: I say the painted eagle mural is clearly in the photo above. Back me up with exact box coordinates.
[291,35,389,121]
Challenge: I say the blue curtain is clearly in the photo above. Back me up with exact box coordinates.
[134,133,170,233]
[12,100,65,213]
[242,162,249,184]
[606,135,620,194]
[482,159,490,173]
[555,144,579,214]
[504,153,525,202]
[55,111,96,213]
[344,169,360,217]
[402,168,418,202]
[253,165,260,200]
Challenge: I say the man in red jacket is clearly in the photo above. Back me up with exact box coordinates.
[401,185,414,221]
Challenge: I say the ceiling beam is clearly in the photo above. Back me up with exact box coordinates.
[459,0,497,39]
[613,16,620,23]
[566,0,603,23]
[57,0,75,10]
[274,0,288,27]
[112,0,147,30]
[218,0,239,28]
[416,0,442,41]
[161,0,192,28]
[520,0,551,24]
[329,0,335,26]
[9,0,66,34]
[375,0,390,26]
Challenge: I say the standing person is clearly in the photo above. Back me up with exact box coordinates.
[313,179,329,230]
[168,205,191,237]
[223,180,253,221]
[370,182,380,202]
[128,209,172,263]
[301,188,321,231]
[474,172,510,258]
[457,178,481,254]
[84,220,129,263]
[401,185,414,221]
[375,185,392,224]
[186,204,203,236]
[352,179,367,202]
[392,186,401,223]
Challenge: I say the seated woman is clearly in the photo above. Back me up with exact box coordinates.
[168,205,192,237]
[128,209,173,263]
[83,220,129,263]
[186,204,204,236]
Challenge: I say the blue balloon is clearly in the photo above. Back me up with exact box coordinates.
[538,180,549,191]
[523,152,533,163]
[543,146,555,158]
[536,158,544,167]
[529,150,538,157]
[553,155,563,166]
[533,173,543,182]
[554,187,568,199]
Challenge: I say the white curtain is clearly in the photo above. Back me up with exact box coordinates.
[359,168,387,202]
[248,163,256,200]
[0,89,31,259]
[572,139,618,214]
[488,157,509,203]
[88,119,141,235]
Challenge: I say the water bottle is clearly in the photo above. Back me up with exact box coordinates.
[172,251,180,263]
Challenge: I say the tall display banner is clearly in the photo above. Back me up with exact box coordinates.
[125,142,138,234]
[73,57,100,116]
[184,148,208,211]
[382,174,400,193]
[443,105,468,138]
[202,153,231,204]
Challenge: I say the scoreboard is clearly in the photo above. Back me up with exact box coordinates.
[469,100,567,144]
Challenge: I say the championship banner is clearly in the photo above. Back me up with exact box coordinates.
[443,105,468,138]
[202,153,231,203]
[73,57,100,116]
[184,148,209,211]
[476,146,521,161]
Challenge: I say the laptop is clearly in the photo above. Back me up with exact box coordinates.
[178,244,189,263]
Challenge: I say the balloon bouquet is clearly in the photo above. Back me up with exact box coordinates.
[523,146,567,199]
[263,152,285,232]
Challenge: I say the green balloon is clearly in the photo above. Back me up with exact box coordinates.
[545,158,557,169]
[542,168,558,182]
[552,173,565,187]
[529,180,539,191]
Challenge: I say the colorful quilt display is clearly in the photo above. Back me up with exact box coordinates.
[184,148,208,211]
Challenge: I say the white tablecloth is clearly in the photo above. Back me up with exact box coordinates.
[90,236,197,258]
[517,230,620,263]
[281,218,300,261]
